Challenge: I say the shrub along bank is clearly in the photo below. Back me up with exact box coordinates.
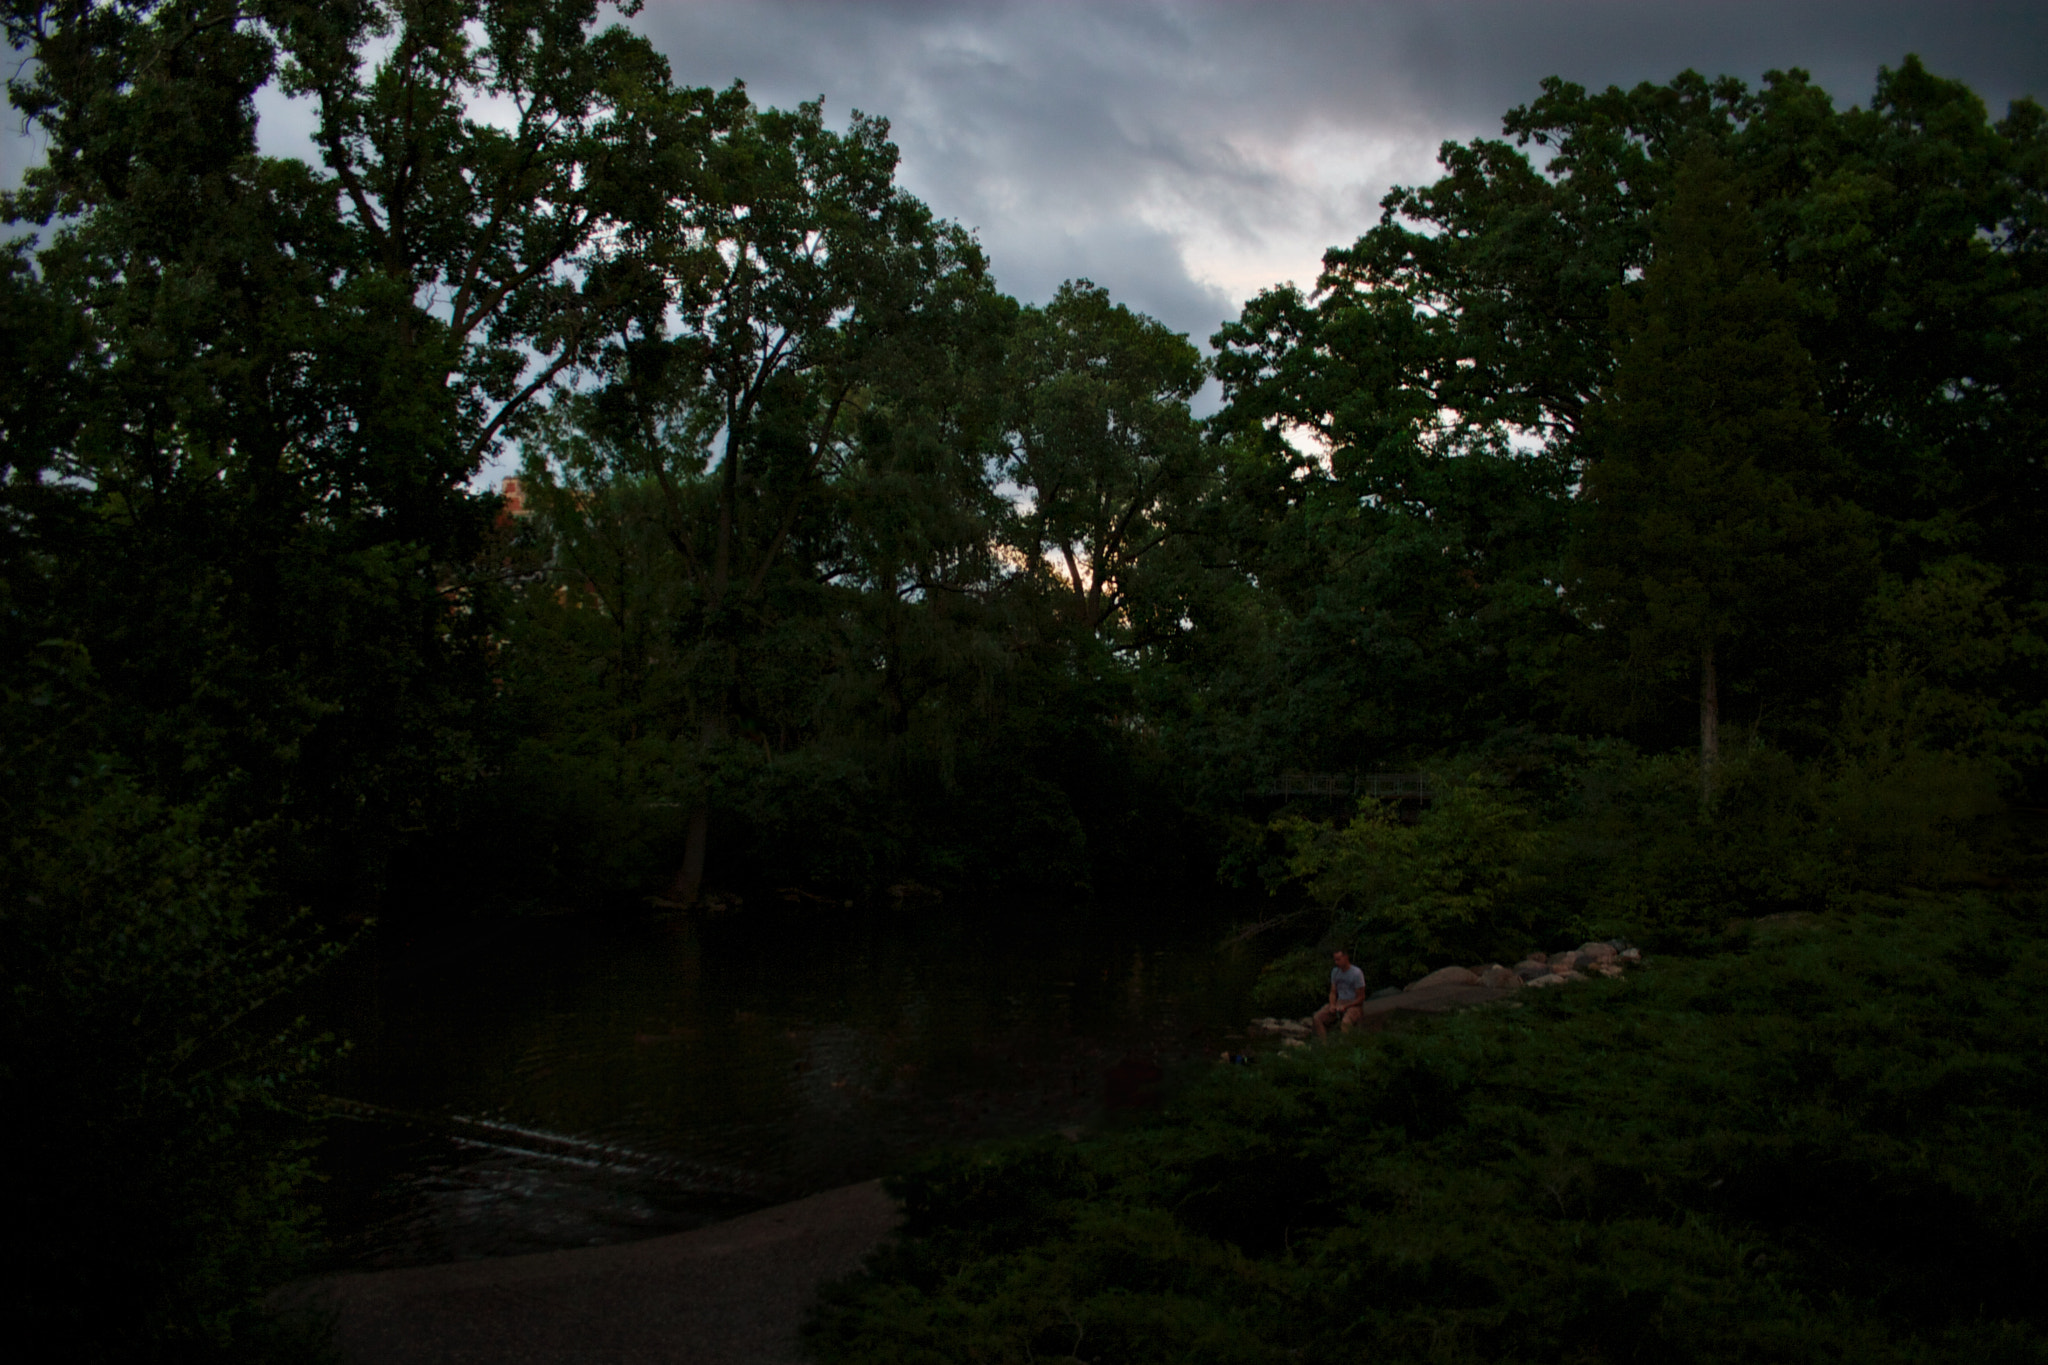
[809,886,2048,1364]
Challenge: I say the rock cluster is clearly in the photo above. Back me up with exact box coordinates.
[1246,940,1642,1040]
[1512,939,1641,988]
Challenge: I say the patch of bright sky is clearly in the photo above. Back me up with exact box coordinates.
[1168,121,1447,308]
[251,83,320,165]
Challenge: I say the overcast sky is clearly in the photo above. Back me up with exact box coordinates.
[617,0,2048,347]
[8,2,2046,349]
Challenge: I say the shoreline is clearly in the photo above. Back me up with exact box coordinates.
[272,1179,899,1364]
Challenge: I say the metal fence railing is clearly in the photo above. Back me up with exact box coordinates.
[1359,771,1434,801]
[1264,770,1435,801]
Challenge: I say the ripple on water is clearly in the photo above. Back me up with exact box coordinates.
[307,901,1260,1269]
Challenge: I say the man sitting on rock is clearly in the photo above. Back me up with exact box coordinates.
[1313,948,1369,1038]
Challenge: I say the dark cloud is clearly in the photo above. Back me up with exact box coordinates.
[634,1,2048,342]
[6,3,2043,347]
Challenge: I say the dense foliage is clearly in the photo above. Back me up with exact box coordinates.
[2,0,2043,1354]
[811,887,2048,1365]
[0,641,335,1357]
[1,0,727,1354]
[801,55,2048,1365]
[474,276,1210,906]
[1197,58,2045,786]
[464,55,2047,910]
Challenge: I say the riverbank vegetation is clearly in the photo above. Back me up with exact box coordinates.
[2,0,2043,1356]
[810,886,2048,1364]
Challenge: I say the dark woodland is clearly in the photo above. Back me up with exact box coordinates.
[2,2,2044,1360]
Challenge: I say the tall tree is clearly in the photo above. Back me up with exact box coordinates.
[0,1,719,1349]
[1000,281,1208,637]
[1572,150,1872,800]
[534,98,1006,905]
[0,0,713,898]
[1208,58,2045,785]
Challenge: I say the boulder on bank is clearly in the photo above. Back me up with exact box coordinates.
[1244,939,1644,1044]
[1352,981,1515,1028]
[1406,966,1481,991]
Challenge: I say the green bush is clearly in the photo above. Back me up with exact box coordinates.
[1,759,335,1360]
[1546,746,1829,950]
[1246,946,1333,1016]
[811,889,2048,1364]
[1276,780,1554,981]
[1546,738,2002,951]
[1270,732,2007,972]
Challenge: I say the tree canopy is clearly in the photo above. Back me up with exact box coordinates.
[2,14,2045,1354]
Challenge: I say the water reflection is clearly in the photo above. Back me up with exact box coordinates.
[309,901,1258,1269]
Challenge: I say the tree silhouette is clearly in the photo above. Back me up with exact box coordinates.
[1572,149,1872,802]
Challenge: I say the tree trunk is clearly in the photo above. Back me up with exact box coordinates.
[1699,643,1720,809]
[666,712,725,906]
[668,802,709,906]
[664,424,743,909]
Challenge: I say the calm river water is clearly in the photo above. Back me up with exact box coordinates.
[308,899,1264,1270]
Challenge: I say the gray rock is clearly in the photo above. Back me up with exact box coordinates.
[1620,947,1642,963]
[1477,964,1522,991]
[1524,973,1566,988]
[1370,986,1401,1000]
[1513,960,1549,980]
[1353,981,1515,1028]
[1406,965,1481,991]
[1578,941,1618,965]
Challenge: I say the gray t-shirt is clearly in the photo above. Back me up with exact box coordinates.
[1331,963,1366,1005]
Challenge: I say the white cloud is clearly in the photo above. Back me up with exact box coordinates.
[630,0,2048,344]
[8,0,2046,353]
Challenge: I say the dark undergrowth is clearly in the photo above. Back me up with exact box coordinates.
[808,887,2048,1364]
